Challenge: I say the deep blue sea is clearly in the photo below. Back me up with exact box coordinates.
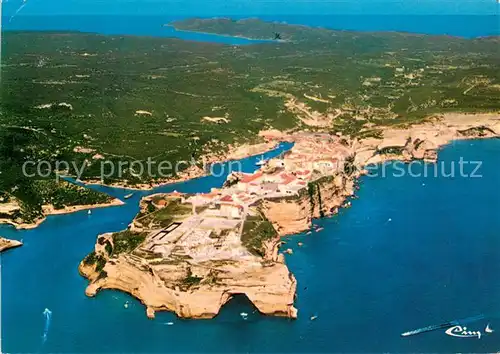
[2,1,500,352]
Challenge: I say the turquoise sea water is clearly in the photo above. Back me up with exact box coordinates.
[2,139,500,353]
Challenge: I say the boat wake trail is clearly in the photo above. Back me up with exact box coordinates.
[459,314,486,324]
[401,314,485,337]
[41,308,52,345]
[9,2,27,22]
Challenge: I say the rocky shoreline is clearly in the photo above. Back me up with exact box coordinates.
[261,174,357,236]
[79,195,297,320]
[353,113,500,167]
[0,237,23,253]
[80,141,279,191]
[260,113,500,235]
[79,112,499,320]
[0,198,124,230]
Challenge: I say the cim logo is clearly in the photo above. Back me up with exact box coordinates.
[445,324,494,339]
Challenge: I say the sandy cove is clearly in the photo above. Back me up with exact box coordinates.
[79,112,498,320]
[0,237,23,253]
[0,198,124,230]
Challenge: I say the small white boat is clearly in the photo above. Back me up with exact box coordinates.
[240,312,248,319]
[485,323,494,333]
[256,155,267,166]
[87,210,92,215]
[310,315,318,321]
[124,193,134,200]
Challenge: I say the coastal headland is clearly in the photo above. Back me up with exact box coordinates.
[79,193,298,319]
[0,237,23,253]
[0,183,124,230]
[79,112,499,319]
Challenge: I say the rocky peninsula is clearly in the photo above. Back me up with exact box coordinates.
[0,197,124,230]
[79,193,297,319]
[79,112,499,320]
[353,113,500,166]
[0,237,23,253]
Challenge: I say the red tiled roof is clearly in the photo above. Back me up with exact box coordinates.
[220,195,234,202]
[280,173,296,185]
[295,170,311,176]
[240,172,263,183]
[199,193,217,199]
[221,202,244,211]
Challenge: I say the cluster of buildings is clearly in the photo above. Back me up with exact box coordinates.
[139,132,354,257]
[180,132,353,220]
